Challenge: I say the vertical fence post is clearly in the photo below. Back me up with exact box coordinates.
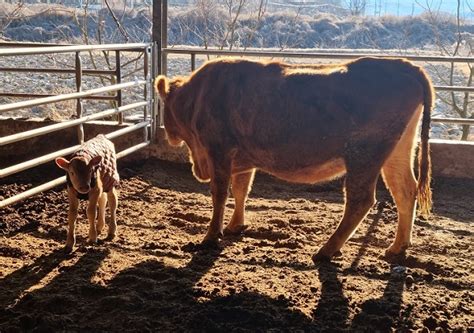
[75,51,84,144]
[115,50,123,125]
[144,46,150,142]
[152,0,162,134]
[161,0,168,76]
[191,53,196,71]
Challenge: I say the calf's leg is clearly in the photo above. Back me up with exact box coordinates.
[65,188,79,253]
[224,169,256,235]
[106,187,118,240]
[96,192,108,236]
[87,190,101,244]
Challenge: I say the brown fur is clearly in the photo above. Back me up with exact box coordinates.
[155,57,433,261]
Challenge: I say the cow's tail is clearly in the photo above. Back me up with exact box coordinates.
[416,66,434,218]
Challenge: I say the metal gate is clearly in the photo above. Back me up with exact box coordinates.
[0,43,155,208]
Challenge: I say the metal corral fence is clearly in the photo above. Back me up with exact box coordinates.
[0,41,473,209]
[162,47,474,127]
[0,43,155,208]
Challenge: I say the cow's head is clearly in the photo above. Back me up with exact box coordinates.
[55,156,102,194]
[155,75,185,147]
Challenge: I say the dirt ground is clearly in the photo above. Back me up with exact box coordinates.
[0,159,473,332]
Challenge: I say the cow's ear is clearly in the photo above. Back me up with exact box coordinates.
[89,155,102,168]
[55,157,70,171]
[155,75,169,100]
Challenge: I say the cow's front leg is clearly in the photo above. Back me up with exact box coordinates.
[65,188,79,253]
[203,156,231,244]
[224,169,256,235]
[86,190,101,244]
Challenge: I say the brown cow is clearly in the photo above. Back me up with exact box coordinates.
[155,57,433,262]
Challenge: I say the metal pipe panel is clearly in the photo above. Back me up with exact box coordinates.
[0,80,146,113]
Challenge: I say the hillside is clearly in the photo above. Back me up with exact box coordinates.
[1,3,473,50]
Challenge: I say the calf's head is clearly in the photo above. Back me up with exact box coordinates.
[155,75,185,147]
[55,156,102,194]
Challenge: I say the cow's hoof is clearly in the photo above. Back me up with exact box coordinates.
[312,250,342,265]
[223,225,248,236]
[385,243,409,256]
[64,245,73,254]
[182,239,221,252]
[312,251,332,264]
[200,238,220,250]
[384,247,407,262]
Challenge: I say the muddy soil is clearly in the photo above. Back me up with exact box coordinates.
[0,159,473,332]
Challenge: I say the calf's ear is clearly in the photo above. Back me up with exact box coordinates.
[55,157,70,171]
[89,155,102,167]
[155,75,169,100]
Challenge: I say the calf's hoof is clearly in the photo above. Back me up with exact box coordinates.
[64,245,74,254]
[223,224,248,236]
[105,233,116,241]
[86,238,98,245]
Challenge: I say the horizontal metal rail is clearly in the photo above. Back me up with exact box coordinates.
[0,92,119,101]
[163,47,474,63]
[0,80,146,113]
[0,144,81,179]
[0,121,149,179]
[0,176,67,209]
[0,43,150,56]
[0,101,148,146]
[434,86,474,93]
[0,140,150,209]
[0,67,116,75]
[431,117,474,125]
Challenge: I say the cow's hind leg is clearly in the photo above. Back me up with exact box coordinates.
[106,188,118,241]
[382,107,421,256]
[224,169,256,235]
[313,163,380,263]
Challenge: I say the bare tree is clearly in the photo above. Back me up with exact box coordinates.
[421,0,473,140]
[345,0,366,16]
